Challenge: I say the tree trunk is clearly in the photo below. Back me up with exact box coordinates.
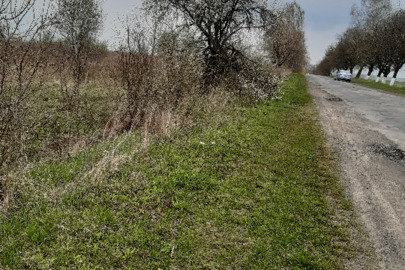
[382,66,391,84]
[356,66,363,78]
[376,69,383,82]
[392,61,404,79]
[382,68,390,78]
[393,69,399,79]
[390,68,400,86]
[366,65,374,80]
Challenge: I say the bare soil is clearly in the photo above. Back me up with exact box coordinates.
[307,75,405,270]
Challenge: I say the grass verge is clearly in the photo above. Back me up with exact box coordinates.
[1,74,358,269]
[352,78,405,96]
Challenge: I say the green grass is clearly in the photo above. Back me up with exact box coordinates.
[1,74,358,269]
[395,80,405,86]
[352,77,405,96]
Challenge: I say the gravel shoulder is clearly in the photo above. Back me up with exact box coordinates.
[307,75,405,270]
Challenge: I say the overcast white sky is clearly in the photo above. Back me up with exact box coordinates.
[100,0,405,66]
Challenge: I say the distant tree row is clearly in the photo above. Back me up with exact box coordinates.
[315,0,405,85]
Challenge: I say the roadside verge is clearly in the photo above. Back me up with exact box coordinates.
[352,78,405,96]
[1,74,364,269]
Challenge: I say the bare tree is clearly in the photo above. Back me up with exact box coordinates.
[330,27,367,74]
[143,0,275,84]
[360,31,378,79]
[374,24,393,83]
[0,0,52,172]
[53,0,103,130]
[350,0,392,80]
[351,0,392,29]
[342,27,368,78]
[265,1,307,72]
[315,46,335,76]
[385,9,405,85]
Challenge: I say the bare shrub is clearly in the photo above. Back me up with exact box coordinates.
[108,49,205,137]
[0,0,53,172]
[106,10,205,138]
[52,0,103,135]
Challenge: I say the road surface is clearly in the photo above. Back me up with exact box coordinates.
[307,74,405,270]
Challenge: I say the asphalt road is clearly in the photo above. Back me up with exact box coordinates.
[310,75,405,150]
[307,74,405,270]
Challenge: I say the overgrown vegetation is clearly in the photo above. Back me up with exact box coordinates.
[2,1,359,268]
[0,74,361,269]
[53,0,104,129]
[0,0,53,171]
[0,0,294,176]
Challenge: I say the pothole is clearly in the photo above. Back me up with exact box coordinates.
[326,97,343,102]
[368,143,405,162]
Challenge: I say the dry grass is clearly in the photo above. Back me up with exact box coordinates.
[0,40,282,217]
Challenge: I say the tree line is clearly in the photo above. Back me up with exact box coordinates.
[315,0,405,86]
[0,0,307,176]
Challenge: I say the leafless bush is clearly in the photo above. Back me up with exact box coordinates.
[52,0,103,135]
[218,53,281,100]
[0,0,53,173]
[106,11,205,137]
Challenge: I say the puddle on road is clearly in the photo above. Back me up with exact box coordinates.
[368,143,405,162]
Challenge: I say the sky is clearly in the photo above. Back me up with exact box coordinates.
[100,0,405,67]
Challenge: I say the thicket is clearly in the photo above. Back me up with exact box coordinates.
[0,0,307,201]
